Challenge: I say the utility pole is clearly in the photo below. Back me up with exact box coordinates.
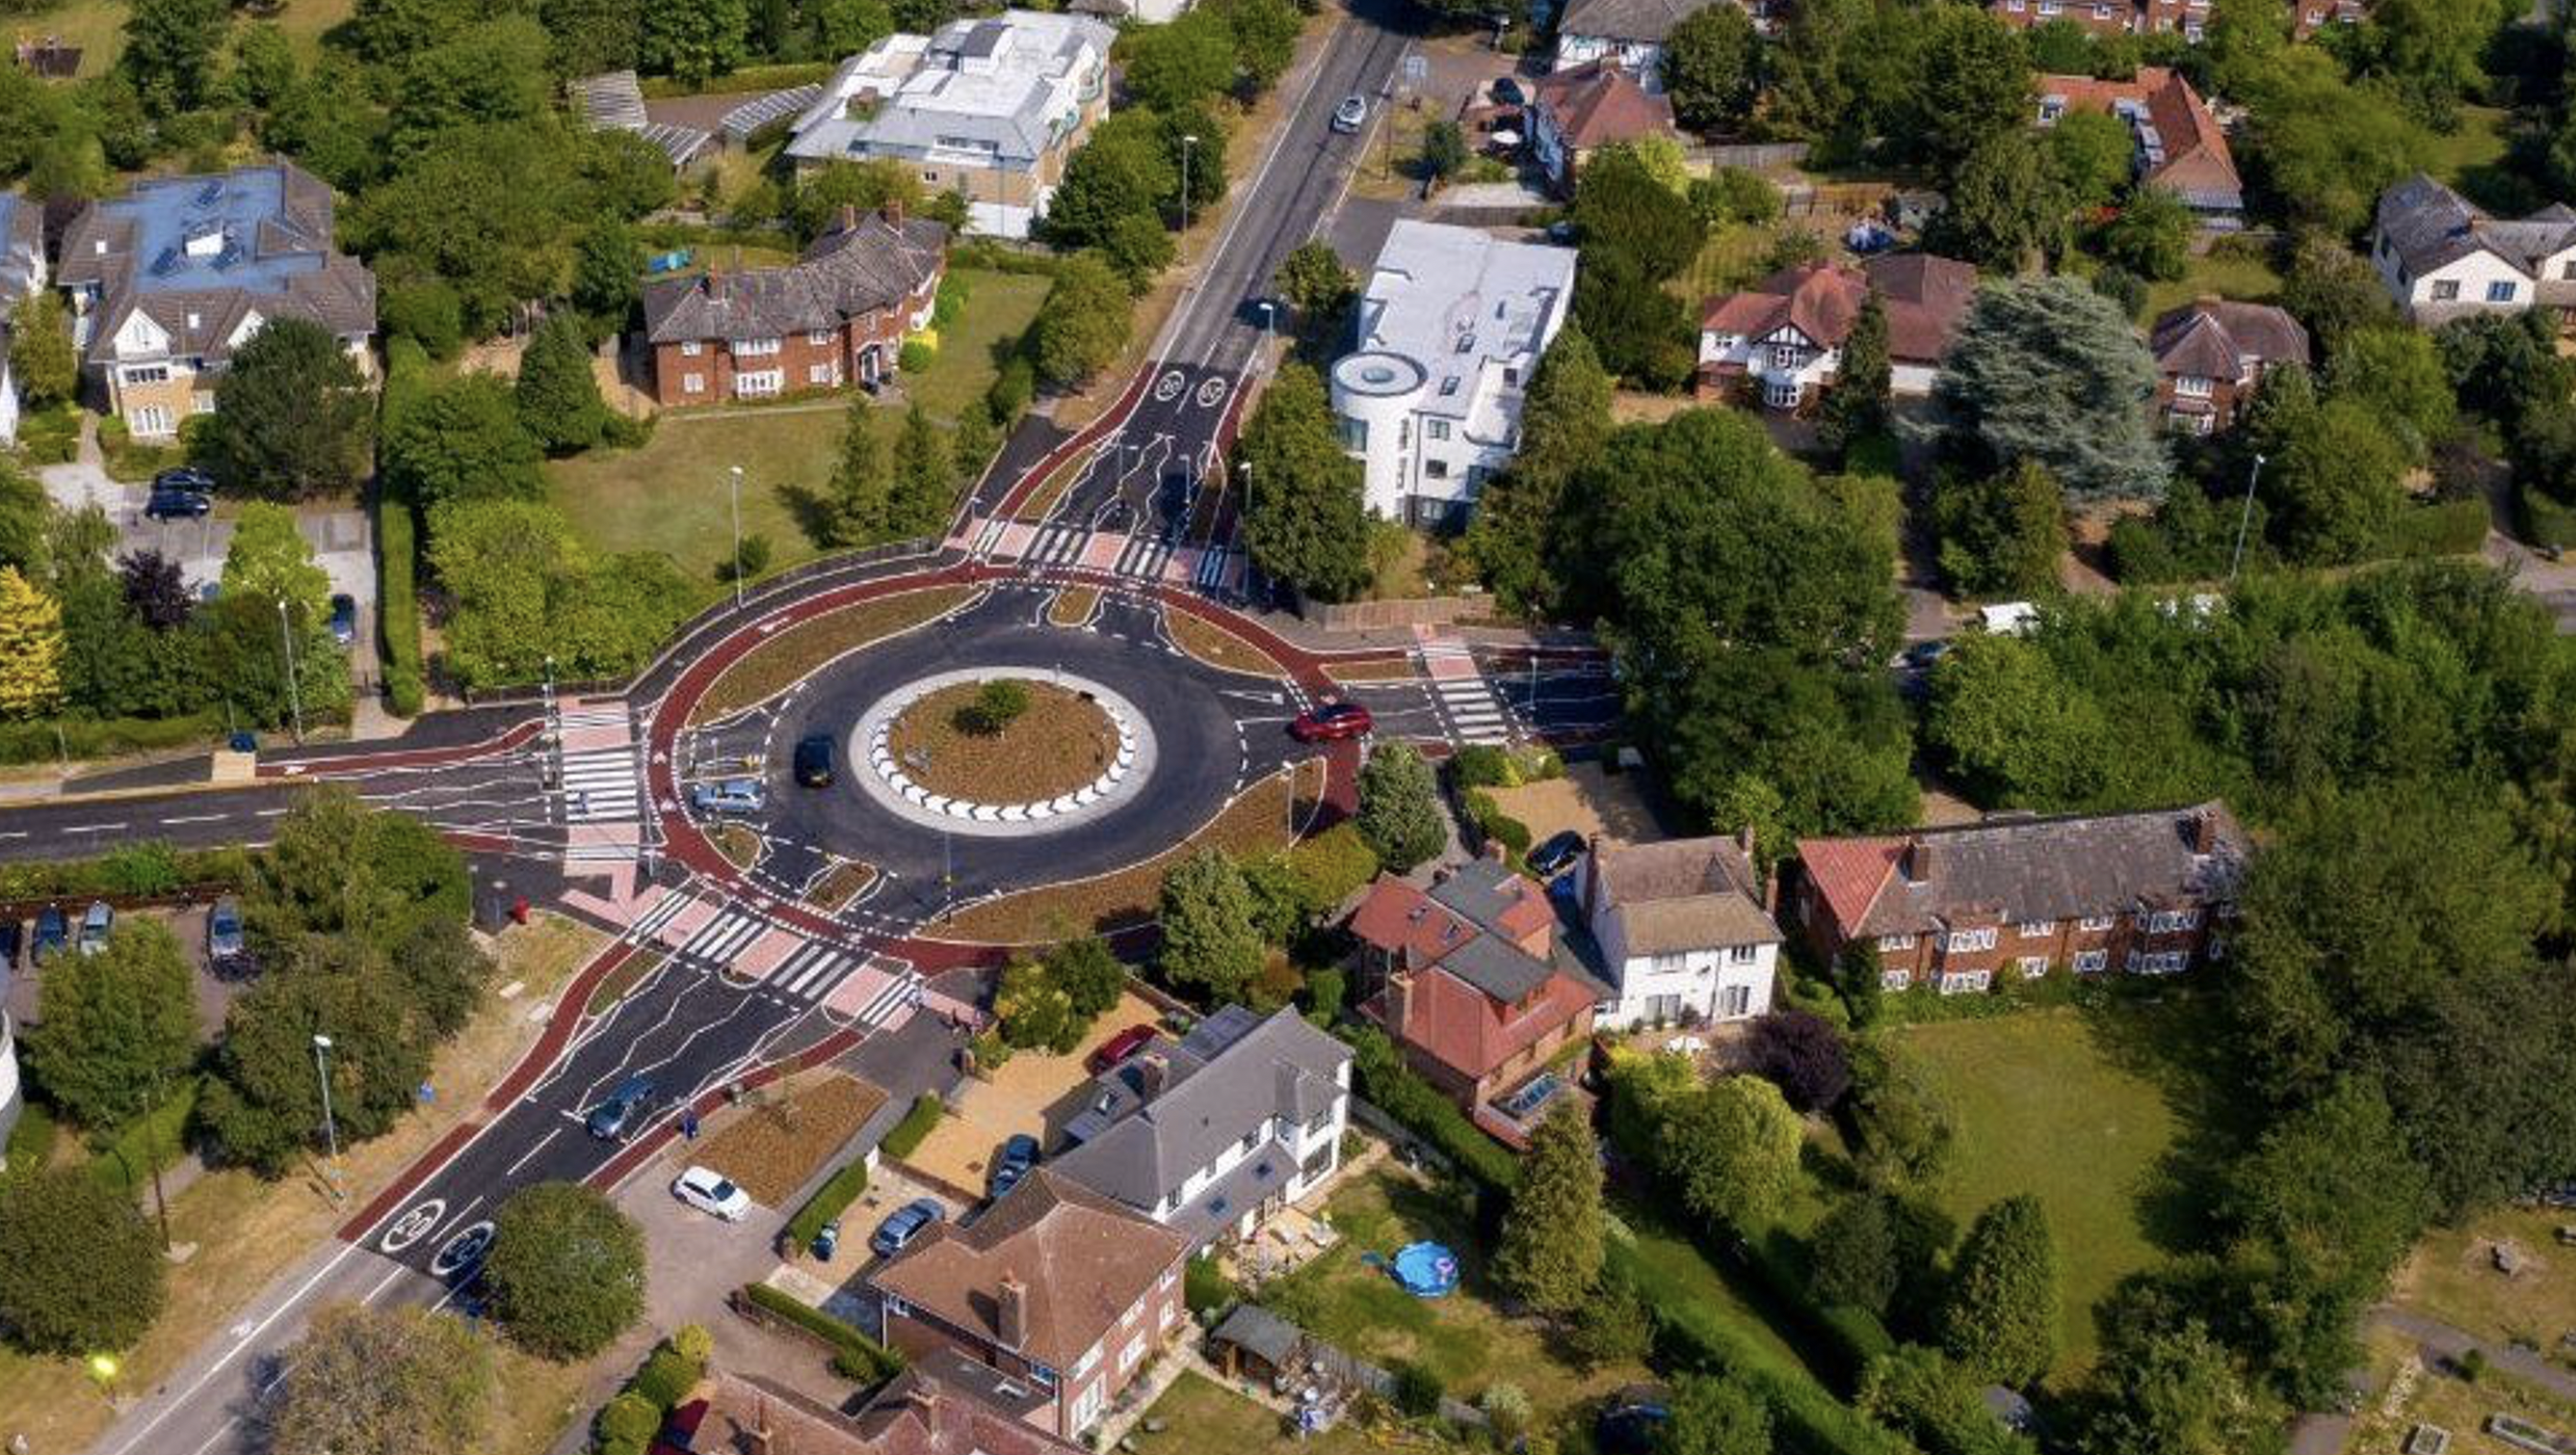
[1180,135,1197,234]
[2227,452,2266,583]
[145,1071,171,1252]
[312,1034,342,1201]
[276,598,304,743]
[729,464,747,612]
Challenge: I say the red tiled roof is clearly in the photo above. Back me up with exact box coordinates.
[2038,68,2239,203]
[1350,878,1480,966]
[1698,254,1978,364]
[1795,834,1904,940]
[1530,62,1677,150]
[1375,957,1597,1084]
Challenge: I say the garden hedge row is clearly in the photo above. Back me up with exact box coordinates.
[2519,481,2576,549]
[1342,1027,1519,1193]
[2391,497,2491,558]
[785,1157,870,1254]
[0,713,219,766]
[0,841,256,903]
[881,1093,944,1159]
[1735,1227,1897,1389]
[740,1283,904,1385]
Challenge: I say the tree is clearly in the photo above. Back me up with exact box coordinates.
[250,786,471,956]
[791,161,924,243]
[2259,396,2406,565]
[1043,936,1125,1018]
[1418,119,1467,186]
[384,373,547,509]
[2238,49,2431,237]
[0,565,65,720]
[2075,1320,2278,1455]
[26,919,197,1132]
[1572,245,1696,387]
[572,221,645,329]
[1940,1194,2060,1386]
[996,955,1079,1051]
[1847,1038,1956,1186]
[1925,633,2116,808]
[220,503,333,622]
[2047,109,2138,211]
[208,319,375,500]
[1746,1009,1852,1112]
[483,1182,646,1361]
[1030,252,1133,388]
[1860,1344,2028,1455]
[1462,329,1614,620]
[2324,325,2453,463]
[1233,362,1369,602]
[1275,239,1354,328]
[1914,6,2035,176]
[119,550,193,631]
[542,0,641,74]
[120,0,229,114]
[0,1168,166,1354]
[1810,1192,1901,1315]
[1048,112,1177,253]
[1157,850,1265,1004]
[1935,278,2168,501]
[1820,291,1890,458]
[888,403,955,538]
[640,0,748,87]
[1659,1073,1804,1230]
[2226,1076,2433,1315]
[11,289,77,408]
[2278,230,2395,356]
[1564,1271,1653,1368]
[1931,132,2069,275]
[1210,0,1299,88]
[388,16,554,159]
[2349,0,2507,127]
[0,463,49,579]
[1493,1098,1606,1318]
[1935,459,2067,598]
[823,394,894,547]
[2101,187,2195,283]
[268,1304,495,1455]
[515,314,610,455]
[1355,743,1446,873]
[1119,11,1235,113]
[1664,1372,1774,1455]
[199,956,435,1174]
[1661,3,1758,134]
[1573,149,1705,284]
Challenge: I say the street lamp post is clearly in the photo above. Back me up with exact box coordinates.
[2227,452,2266,583]
[276,598,304,743]
[1180,135,1198,234]
[728,464,746,612]
[312,1034,342,1201]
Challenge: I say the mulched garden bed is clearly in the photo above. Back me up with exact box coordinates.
[695,1071,889,1207]
[885,678,1117,803]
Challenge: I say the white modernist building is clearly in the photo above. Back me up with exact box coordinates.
[0,1011,20,1167]
[1328,221,1577,527]
[1577,834,1783,1030]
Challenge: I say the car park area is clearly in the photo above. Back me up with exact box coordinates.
[900,990,1170,1197]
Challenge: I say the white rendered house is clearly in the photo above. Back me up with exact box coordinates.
[0,193,50,445]
[1578,834,1782,1029]
[2371,172,2576,328]
[1328,221,1576,527]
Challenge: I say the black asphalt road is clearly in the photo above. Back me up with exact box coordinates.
[681,583,1313,921]
[0,781,312,860]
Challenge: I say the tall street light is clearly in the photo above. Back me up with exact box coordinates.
[276,597,304,743]
[1180,135,1198,234]
[2227,452,2266,583]
[728,463,746,612]
[312,1033,342,1201]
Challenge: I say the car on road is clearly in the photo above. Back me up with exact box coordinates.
[672,1165,753,1221]
[587,1074,657,1142]
[206,895,246,965]
[870,1197,945,1257]
[1088,1022,1159,1074]
[989,1133,1040,1197]
[1331,94,1368,134]
[328,594,357,648]
[689,778,766,815]
[1289,701,1373,743]
[77,901,113,956]
[31,906,67,964]
[794,732,835,788]
[1526,830,1586,881]
[144,483,213,520]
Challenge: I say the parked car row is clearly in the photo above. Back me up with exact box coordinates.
[0,902,114,966]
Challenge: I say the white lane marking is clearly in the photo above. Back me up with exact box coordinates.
[503,1126,562,1177]
[158,812,226,825]
[64,821,128,833]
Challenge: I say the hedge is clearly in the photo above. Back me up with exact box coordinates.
[1285,823,1379,913]
[2389,497,2490,558]
[0,713,219,766]
[881,1094,944,1158]
[1184,1254,1240,1316]
[1460,788,1533,860]
[0,842,256,902]
[785,1156,870,1254]
[1453,745,1513,788]
[1736,1227,1895,1389]
[378,498,427,717]
[2519,480,2576,549]
[1342,1027,1519,1193]
[741,1283,904,1384]
[638,61,832,96]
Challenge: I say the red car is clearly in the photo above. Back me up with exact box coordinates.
[1290,701,1374,742]
[1089,1023,1159,1074]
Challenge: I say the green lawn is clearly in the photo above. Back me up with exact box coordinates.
[544,267,1046,580]
[2426,105,2512,198]
[1128,1372,1401,1455]
[2142,247,2285,322]
[1896,1001,2231,1382]
[20,0,355,75]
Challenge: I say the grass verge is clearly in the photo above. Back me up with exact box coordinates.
[1166,609,1284,678]
[695,1071,888,1206]
[1048,584,1099,626]
[690,585,978,724]
[804,860,878,912]
[886,679,1117,804]
[710,822,762,869]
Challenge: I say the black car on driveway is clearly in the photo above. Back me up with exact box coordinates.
[1526,829,1587,881]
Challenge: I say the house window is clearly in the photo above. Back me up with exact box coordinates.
[191,394,215,415]
[1770,344,1801,371]
[807,362,838,384]
[2431,280,2460,301]
[1073,1345,1102,1379]
[2016,955,2050,978]
[1425,458,1450,479]
[683,374,706,393]
[1338,416,1368,451]
[2072,948,2110,973]
[2017,920,2056,939]
[1876,933,1916,952]
[1718,984,1753,1018]
[736,336,781,357]
[2144,908,2200,935]
[1426,419,1451,440]
[1763,379,1801,410]
[1938,969,1992,995]
[2127,949,2188,975]
[123,364,170,385]
[735,368,784,398]
[131,405,172,436]
[2487,279,2520,304]
[1944,927,1997,954]
[1119,1335,1146,1370]
[1727,943,1758,965]
[807,329,835,346]
[1879,967,1912,992]
[680,340,704,357]
[2076,913,2116,933]
[2173,375,2214,399]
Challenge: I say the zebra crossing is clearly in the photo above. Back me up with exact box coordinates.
[962,514,1245,591]
[1418,633,1512,746]
[1023,521,1087,567]
[557,705,643,826]
[769,939,855,1002]
[674,907,768,971]
[1114,532,1176,579]
[621,886,924,1018]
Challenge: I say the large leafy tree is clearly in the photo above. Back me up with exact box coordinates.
[1233,361,1369,603]
[220,503,333,622]
[1913,5,2034,177]
[27,919,197,1133]
[1354,742,1446,875]
[1809,1193,1900,1316]
[1275,240,1355,329]
[1156,850,1265,1004]
[641,0,749,87]
[2046,109,2137,212]
[0,1168,167,1354]
[1663,1372,1773,1455]
[1935,278,2168,501]
[2102,186,2195,282]
[2074,1319,2279,1455]
[1494,1098,1606,1318]
[1047,111,1179,257]
[514,313,610,455]
[384,373,547,509]
[888,403,956,538]
[1819,291,1890,459]
[1462,329,1614,621]
[1932,132,2070,275]
[822,395,894,548]
[121,0,229,114]
[1933,459,2066,599]
[2256,395,2407,565]
[250,786,472,956]
[1660,3,1758,135]
[1658,1073,1804,1231]
[1117,9,1235,114]
[2323,325,2453,463]
[1860,1344,2025,1455]
[1029,252,1133,388]
[484,1183,647,1360]
[388,15,553,159]
[269,1304,495,1455]
[209,319,376,500]
[0,565,65,720]
[1940,1194,2061,1386]
[11,289,77,408]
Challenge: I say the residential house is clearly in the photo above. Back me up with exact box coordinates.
[2034,69,2243,228]
[1695,252,1978,410]
[656,1361,1086,1455]
[1050,1005,1351,1250]
[1987,0,2355,40]
[867,1169,1191,1441]
[1067,0,1190,23]
[1348,859,1609,1144]
[0,192,46,445]
[640,206,948,406]
[1551,0,1778,85]
[1526,63,1680,196]
[56,161,375,440]
[2146,298,2309,434]
[1575,833,1781,1029]
[1328,220,1577,526]
[2370,172,2576,328]
[785,12,1114,240]
[1789,803,2249,994]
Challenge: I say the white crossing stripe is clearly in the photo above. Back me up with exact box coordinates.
[627,889,694,944]
[679,911,765,968]
[773,941,852,1000]
[1028,524,1084,566]
[854,968,922,1027]
[1117,535,1173,580]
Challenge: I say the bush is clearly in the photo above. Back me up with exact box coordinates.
[378,499,426,717]
[1393,1361,1444,1417]
[1285,823,1379,911]
[0,713,221,765]
[1452,744,1513,788]
[2388,496,2489,557]
[881,1093,943,1158]
[2090,266,2147,320]
[595,1392,662,1448]
[630,1344,701,1408]
[1342,1026,1519,1193]
[2518,479,2576,548]
[955,679,1031,735]
[1184,1255,1239,1315]
[1460,788,1532,859]
[786,1157,871,1254]
[741,1283,904,1384]
[987,357,1037,424]
[899,338,935,374]
[0,842,255,902]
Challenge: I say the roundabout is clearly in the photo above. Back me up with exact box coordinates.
[856,668,1154,834]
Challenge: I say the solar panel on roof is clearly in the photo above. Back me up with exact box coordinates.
[148,247,182,278]
[195,180,224,206]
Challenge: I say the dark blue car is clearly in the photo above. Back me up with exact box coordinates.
[989,1134,1040,1197]
[870,1198,944,1257]
[586,1074,656,1142]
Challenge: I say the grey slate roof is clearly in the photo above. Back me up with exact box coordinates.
[1556,0,1713,42]
[641,210,949,344]
[2377,172,2576,281]
[572,70,714,168]
[0,192,39,376]
[2148,300,2309,381]
[1049,1006,1349,1245]
[1819,803,2247,939]
[1211,1304,1305,1368]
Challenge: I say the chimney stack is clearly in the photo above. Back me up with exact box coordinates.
[997,1272,1028,1350]
[1904,836,1935,885]
[1387,968,1414,1037]
[2189,807,2219,856]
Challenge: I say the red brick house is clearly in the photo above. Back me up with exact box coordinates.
[1696,253,1978,410]
[640,206,947,407]
[1789,804,2248,994]
[2036,69,2244,227]
[1988,0,2355,40]
[1349,860,1608,1144]
[866,1170,1188,1442]
[656,1362,1086,1455]
[2147,299,2309,435]
[1526,63,1679,197]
